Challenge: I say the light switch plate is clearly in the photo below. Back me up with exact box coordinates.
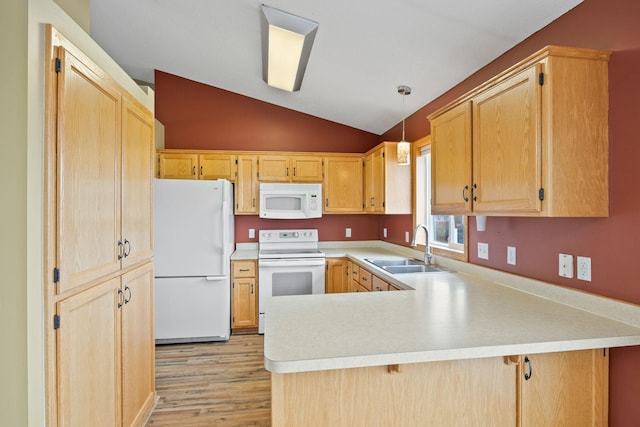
[345,228,352,238]
[383,228,388,238]
[559,253,574,278]
[249,228,255,239]
[478,242,489,260]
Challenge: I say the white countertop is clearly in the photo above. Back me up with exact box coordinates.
[263,243,640,374]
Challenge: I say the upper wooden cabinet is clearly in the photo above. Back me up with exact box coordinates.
[157,151,237,181]
[236,155,259,215]
[258,154,323,182]
[323,156,363,213]
[428,45,611,217]
[200,153,237,181]
[363,142,411,214]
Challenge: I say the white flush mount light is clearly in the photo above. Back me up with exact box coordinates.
[261,5,319,92]
[397,85,411,166]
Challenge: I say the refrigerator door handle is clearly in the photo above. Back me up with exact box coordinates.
[205,276,229,281]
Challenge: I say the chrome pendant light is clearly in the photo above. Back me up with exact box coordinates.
[397,85,411,165]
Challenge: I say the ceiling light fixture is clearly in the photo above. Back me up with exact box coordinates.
[397,85,412,166]
[261,5,319,92]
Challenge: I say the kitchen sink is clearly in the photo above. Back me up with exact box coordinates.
[364,258,452,274]
[382,264,450,274]
[364,258,423,267]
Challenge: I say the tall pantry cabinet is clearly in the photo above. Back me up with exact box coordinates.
[45,26,156,427]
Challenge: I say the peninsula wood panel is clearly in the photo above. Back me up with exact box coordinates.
[272,357,516,427]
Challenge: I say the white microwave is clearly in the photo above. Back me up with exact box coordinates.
[259,183,322,219]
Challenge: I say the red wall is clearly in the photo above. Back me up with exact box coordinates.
[155,70,414,246]
[155,0,640,422]
[381,0,640,424]
[155,71,379,153]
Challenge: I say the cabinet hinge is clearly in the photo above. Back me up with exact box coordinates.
[53,314,60,329]
[382,201,385,208]
[55,58,62,73]
[235,159,238,164]
[382,150,385,158]
[538,188,545,201]
[538,72,544,86]
[604,348,607,357]
[53,268,60,283]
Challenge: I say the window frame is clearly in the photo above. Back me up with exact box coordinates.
[412,135,468,262]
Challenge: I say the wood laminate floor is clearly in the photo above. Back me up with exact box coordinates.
[146,334,271,426]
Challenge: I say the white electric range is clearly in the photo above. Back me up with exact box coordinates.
[258,229,326,334]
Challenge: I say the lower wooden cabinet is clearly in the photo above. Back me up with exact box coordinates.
[121,263,156,427]
[56,262,155,427]
[231,260,258,331]
[272,349,608,427]
[516,349,609,426]
[326,258,350,293]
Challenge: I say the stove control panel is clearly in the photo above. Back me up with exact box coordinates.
[259,229,318,243]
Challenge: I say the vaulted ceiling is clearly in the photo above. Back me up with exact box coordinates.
[90,0,582,134]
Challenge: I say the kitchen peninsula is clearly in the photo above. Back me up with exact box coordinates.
[263,243,640,426]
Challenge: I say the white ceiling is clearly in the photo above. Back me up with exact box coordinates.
[89,0,582,135]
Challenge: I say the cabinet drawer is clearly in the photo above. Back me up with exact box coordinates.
[233,260,256,277]
[351,265,360,280]
[359,269,372,291]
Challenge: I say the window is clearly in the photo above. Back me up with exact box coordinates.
[414,137,467,260]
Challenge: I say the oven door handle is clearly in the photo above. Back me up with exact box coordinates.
[258,259,326,268]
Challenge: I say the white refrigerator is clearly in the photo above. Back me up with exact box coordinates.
[154,178,234,343]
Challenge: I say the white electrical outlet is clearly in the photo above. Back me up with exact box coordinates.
[383,228,388,238]
[478,242,489,260]
[507,246,516,265]
[405,231,410,243]
[248,228,255,239]
[577,256,592,281]
[345,228,352,238]
[559,253,574,278]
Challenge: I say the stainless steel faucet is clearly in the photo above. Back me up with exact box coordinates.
[411,224,432,265]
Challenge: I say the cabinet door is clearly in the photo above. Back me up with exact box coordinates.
[236,155,259,214]
[259,155,290,182]
[200,153,237,181]
[121,97,154,270]
[121,263,155,427]
[364,149,384,213]
[323,157,363,213]
[56,48,122,294]
[326,258,349,293]
[372,275,389,292]
[430,101,472,214]
[291,156,323,182]
[57,278,122,427]
[519,349,608,427]
[473,66,542,214]
[158,153,198,179]
[232,277,257,328]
